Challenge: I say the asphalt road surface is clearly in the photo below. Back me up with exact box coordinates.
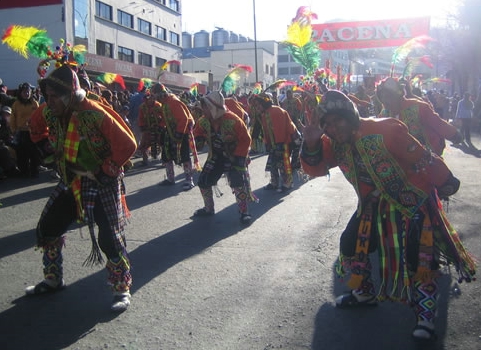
[1,136,480,350]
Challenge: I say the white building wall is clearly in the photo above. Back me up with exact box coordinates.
[0,0,184,88]
[0,4,66,87]
[182,40,278,93]
[88,0,181,64]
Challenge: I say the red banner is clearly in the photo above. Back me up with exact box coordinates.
[312,17,430,50]
[0,0,62,9]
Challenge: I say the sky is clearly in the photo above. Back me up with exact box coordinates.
[181,0,462,41]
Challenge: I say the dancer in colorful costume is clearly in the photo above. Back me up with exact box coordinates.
[151,83,199,191]
[193,91,256,225]
[26,65,137,312]
[138,91,163,165]
[281,89,304,131]
[376,77,462,156]
[300,90,475,341]
[249,93,300,193]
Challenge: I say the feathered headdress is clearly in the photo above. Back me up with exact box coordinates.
[282,7,320,76]
[402,55,433,80]
[410,74,423,88]
[47,39,86,68]
[1,24,87,79]
[1,24,52,59]
[2,25,86,66]
[252,82,263,95]
[425,77,452,84]
[189,82,199,98]
[35,41,87,78]
[158,60,181,79]
[97,73,126,90]
[390,35,434,77]
[263,79,296,92]
[221,64,253,96]
[137,78,152,92]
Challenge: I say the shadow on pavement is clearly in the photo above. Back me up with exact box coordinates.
[310,257,455,350]
[0,181,291,350]
[0,180,55,207]
[450,141,481,157]
[0,229,36,259]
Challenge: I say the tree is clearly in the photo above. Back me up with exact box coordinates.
[441,0,481,96]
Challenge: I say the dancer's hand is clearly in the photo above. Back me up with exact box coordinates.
[302,108,323,152]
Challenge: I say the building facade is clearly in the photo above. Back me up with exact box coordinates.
[181,28,277,94]
[0,0,194,92]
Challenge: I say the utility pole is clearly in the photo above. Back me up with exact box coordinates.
[253,0,259,84]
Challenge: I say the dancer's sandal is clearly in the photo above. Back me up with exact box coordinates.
[25,279,66,296]
[335,291,377,308]
[240,213,252,225]
[412,323,437,342]
[193,208,215,217]
[158,179,175,186]
[182,182,195,191]
[111,292,131,312]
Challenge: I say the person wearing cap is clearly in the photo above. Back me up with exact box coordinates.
[151,83,198,191]
[193,91,256,224]
[376,77,462,157]
[249,93,301,193]
[25,64,137,312]
[10,82,41,177]
[300,90,475,341]
[138,90,163,165]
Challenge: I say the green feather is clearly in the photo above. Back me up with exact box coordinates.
[26,32,53,58]
[285,41,320,76]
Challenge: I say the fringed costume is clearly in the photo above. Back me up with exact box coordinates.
[154,86,200,188]
[138,98,163,164]
[251,96,300,192]
[28,64,136,311]
[301,90,475,339]
[193,91,256,223]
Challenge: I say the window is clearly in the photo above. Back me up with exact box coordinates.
[96,39,113,58]
[118,46,134,62]
[138,19,151,35]
[138,52,152,67]
[169,32,180,46]
[169,0,179,12]
[156,26,166,40]
[74,1,89,39]
[118,10,133,28]
[278,67,289,75]
[265,64,269,74]
[278,55,289,63]
[95,1,112,20]
[156,57,166,68]
[290,66,302,75]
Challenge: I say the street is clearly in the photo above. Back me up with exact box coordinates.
[0,137,480,350]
